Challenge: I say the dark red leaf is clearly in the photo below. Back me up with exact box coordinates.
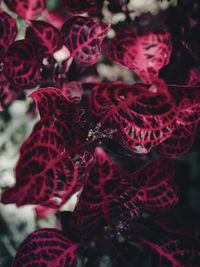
[155,123,197,158]
[4,0,46,20]
[25,20,63,57]
[90,79,176,154]
[0,72,21,110]
[3,40,41,89]
[71,147,146,237]
[1,88,93,207]
[62,16,110,66]
[1,116,93,207]
[60,81,83,103]
[133,158,179,213]
[61,0,97,14]
[29,87,78,119]
[186,69,200,86]
[0,9,17,54]
[13,228,79,267]
[155,85,200,157]
[109,30,172,84]
[136,229,200,267]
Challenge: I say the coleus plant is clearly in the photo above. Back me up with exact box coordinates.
[0,0,200,266]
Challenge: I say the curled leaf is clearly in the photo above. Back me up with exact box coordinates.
[90,79,176,154]
[109,30,172,84]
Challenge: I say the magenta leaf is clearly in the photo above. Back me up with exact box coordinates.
[29,87,78,119]
[4,0,46,20]
[133,158,179,213]
[3,40,41,89]
[13,228,79,267]
[61,0,97,14]
[109,30,172,84]
[90,79,176,154]
[71,147,146,237]
[25,20,63,57]
[62,16,110,66]
[35,205,57,219]
[43,9,68,30]
[0,9,17,54]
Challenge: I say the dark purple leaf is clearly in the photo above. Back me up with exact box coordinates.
[109,30,172,84]
[62,16,110,66]
[0,9,17,54]
[4,0,46,20]
[71,147,146,237]
[90,79,176,154]
[25,20,63,57]
[61,0,97,14]
[3,40,41,89]
[13,228,79,267]
[133,158,179,213]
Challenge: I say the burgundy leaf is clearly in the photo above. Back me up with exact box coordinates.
[29,87,78,119]
[155,123,197,158]
[133,158,179,213]
[155,85,200,157]
[0,9,17,54]
[61,0,97,14]
[136,231,200,267]
[90,79,176,154]
[0,72,21,110]
[153,216,200,240]
[60,81,83,103]
[13,228,79,267]
[71,147,146,237]
[186,69,200,86]
[109,30,172,84]
[62,16,110,66]
[25,20,63,57]
[4,0,46,20]
[3,40,41,89]
[1,88,93,207]
[1,115,93,207]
